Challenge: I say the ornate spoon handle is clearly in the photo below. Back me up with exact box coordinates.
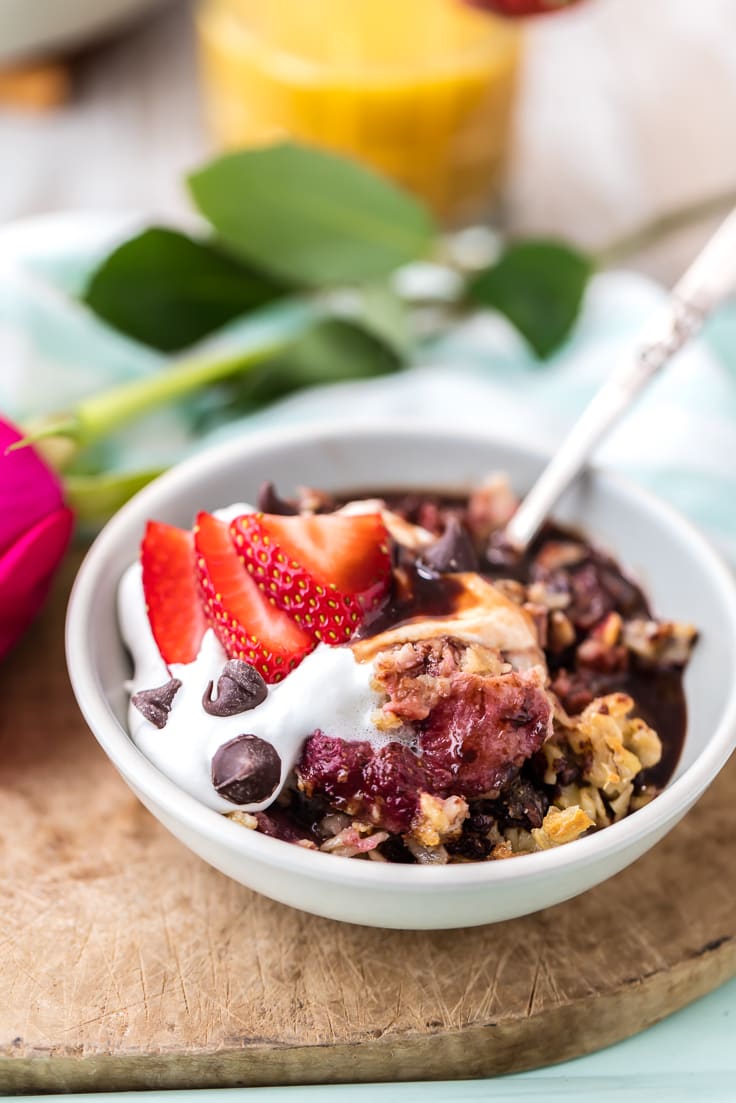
[505,207,736,552]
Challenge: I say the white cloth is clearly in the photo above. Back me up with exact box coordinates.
[509,0,736,271]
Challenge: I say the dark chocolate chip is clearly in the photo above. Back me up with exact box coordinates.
[421,516,479,574]
[202,660,268,717]
[485,776,549,831]
[447,832,492,861]
[485,530,524,573]
[212,734,282,805]
[257,481,299,515]
[132,678,182,729]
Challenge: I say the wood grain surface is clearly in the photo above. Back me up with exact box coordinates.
[2,552,735,1094]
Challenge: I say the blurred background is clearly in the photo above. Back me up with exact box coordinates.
[1,0,736,283]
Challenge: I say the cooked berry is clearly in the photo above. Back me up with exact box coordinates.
[420,671,551,798]
[298,732,372,811]
[298,733,426,834]
[362,742,426,834]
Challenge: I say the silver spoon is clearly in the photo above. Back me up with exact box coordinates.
[504,207,736,552]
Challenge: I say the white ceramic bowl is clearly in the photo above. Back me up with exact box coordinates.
[0,0,167,63]
[66,422,736,929]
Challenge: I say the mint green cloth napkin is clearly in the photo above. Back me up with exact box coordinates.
[1,212,735,559]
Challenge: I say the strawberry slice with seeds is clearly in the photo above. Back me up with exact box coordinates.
[141,521,206,665]
[231,511,391,644]
[194,511,314,682]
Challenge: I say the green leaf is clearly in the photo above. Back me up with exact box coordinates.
[83,227,284,351]
[349,283,412,358]
[467,239,594,358]
[188,143,435,287]
[64,467,165,525]
[205,317,404,422]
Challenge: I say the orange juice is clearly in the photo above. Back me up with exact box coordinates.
[196,0,521,224]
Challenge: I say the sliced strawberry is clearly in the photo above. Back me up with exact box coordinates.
[231,515,359,644]
[194,512,314,683]
[141,521,206,665]
[231,511,391,644]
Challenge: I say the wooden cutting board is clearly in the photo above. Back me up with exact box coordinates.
[2,552,735,1094]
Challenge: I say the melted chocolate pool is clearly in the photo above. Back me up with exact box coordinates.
[355,566,467,640]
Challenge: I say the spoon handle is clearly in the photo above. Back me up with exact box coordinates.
[504,206,736,552]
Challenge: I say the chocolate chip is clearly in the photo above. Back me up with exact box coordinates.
[132,678,182,729]
[486,776,549,831]
[212,734,282,805]
[257,481,298,515]
[202,660,268,717]
[467,812,496,834]
[447,832,492,861]
[421,516,479,574]
[485,530,524,573]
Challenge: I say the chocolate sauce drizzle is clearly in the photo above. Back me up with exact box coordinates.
[349,488,687,792]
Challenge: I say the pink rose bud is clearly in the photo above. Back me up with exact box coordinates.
[0,417,74,659]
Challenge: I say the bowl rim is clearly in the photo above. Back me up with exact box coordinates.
[66,418,736,890]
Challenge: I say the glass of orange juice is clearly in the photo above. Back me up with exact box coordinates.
[196,0,521,225]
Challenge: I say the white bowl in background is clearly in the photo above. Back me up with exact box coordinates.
[66,422,736,929]
[0,0,169,64]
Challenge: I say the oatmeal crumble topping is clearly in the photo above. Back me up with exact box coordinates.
[371,636,509,724]
[414,792,468,848]
[228,810,258,830]
[532,805,595,849]
[622,618,698,667]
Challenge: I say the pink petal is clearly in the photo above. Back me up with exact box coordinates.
[0,506,74,659]
[0,416,65,557]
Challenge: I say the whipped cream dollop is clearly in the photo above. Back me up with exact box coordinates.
[119,501,545,814]
[119,503,399,813]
